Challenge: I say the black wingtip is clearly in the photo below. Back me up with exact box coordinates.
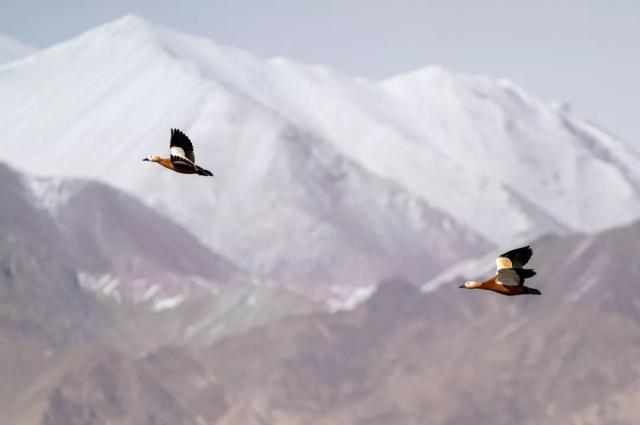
[500,245,534,266]
[197,168,214,177]
[510,245,532,255]
[525,287,541,295]
[169,128,194,152]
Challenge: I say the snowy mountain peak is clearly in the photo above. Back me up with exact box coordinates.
[75,14,158,50]
[88,13,154,39]
[384,64,457,83]
[1,16,640,288]
[107,13,150,29]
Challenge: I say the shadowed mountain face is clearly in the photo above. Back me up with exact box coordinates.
[0,219,117,424]
[14,221,640,425]
[1,161,242,286]
[24,167,243,289]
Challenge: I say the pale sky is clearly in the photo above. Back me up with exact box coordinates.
[1,0,638,144]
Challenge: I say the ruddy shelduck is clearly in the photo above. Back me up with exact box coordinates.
[459,246,540,296]
[143,128,213,176]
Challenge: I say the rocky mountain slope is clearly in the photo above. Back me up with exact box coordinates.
[9,220,640,425]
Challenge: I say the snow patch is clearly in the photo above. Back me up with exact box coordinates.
[328,285,376,312]
[152,294,185,311]
[141,284,161,301]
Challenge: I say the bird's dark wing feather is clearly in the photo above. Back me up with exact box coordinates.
[170,128,195,162]
[170,155,195,169]
[498,246,533,268]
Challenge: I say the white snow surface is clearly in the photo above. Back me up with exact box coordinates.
[152,294,185,312]
[77,271,221,311]
[328,284,377,312]
[2,15,640,286]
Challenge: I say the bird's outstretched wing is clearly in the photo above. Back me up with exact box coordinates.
[169,128,195,163]
[496,246,533,270]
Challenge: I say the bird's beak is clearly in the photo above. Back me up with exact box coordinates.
[142,158,149,161]
[458,285,466,289]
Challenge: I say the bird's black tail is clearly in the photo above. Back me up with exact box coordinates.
[197,167,213,176]
[523,286,541,295]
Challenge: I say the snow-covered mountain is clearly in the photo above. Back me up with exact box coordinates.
[1,15,638,287]
[0,34,33,64]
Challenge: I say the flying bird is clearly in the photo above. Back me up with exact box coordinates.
[143,129,213,176]
[459,246,540,296]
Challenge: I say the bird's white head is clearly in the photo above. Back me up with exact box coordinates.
[459,281,481,289]
[142,155,161,162]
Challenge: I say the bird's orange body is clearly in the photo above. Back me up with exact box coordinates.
[156,157,199,174]
[477,277,528,296]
